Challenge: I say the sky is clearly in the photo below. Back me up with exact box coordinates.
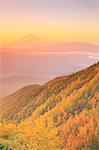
[0,0,99,96]
[0,0,99,44]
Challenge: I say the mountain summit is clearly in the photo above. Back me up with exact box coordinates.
[9,33,49,48]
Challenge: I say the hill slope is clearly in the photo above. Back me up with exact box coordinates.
[0,62,99,150]
[0,84,42,123]
[0,62,99,124]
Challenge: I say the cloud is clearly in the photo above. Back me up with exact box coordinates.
[31,51,99,56]
[88,55,99,60]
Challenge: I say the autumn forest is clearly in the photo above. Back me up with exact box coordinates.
[0,62,99,150]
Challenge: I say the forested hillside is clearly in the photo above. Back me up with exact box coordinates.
[0,62,99,150]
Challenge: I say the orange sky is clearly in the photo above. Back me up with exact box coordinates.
[0,0,99,45]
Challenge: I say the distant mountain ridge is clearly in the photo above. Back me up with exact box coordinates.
[1,34,99,53]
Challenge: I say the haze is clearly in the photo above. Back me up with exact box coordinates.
[0,0,99,96]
